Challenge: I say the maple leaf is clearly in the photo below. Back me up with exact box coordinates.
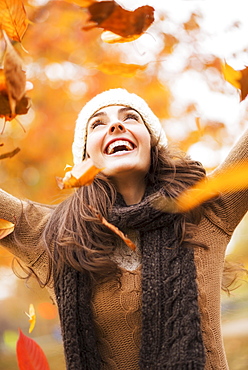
[0,0,29,42]
[89,206,136,251]
[222,62,248,101]
[25,304,36,334]
[56,158,104,189]
[97,62,147,76]
[0,218,15,239]
[16,329,50,370]
[83,1,154,42]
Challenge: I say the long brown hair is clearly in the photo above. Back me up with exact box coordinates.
[42,142,208,284]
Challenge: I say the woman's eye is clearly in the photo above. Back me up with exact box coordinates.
[124,113,139,121]
[90,120,103,129]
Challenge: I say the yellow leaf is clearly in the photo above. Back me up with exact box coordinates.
[153,161,248,214]
[101,30,141,44]
[25,304,36,334]
[222,62,242,90]
[97,62,147,76]
[175,161,248,212]
[0,218,14,239]
[56,158,104,189]
[0,0,29,42]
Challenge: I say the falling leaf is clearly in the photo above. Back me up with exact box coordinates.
[156,161,248,213]
[56,158,103,189]
[222,62,248,101]
[222,62,242,90]
[97,62,147,76]
[0,218,15,239]
[183,13,200,32]
[0,93,30,121]
[25,304,36,334]
[0,0,29,42]
[0,147,20,159]
[89,206,136,251]
[83,1,154,41]
[16,329,50,370]
[3,31,27,115]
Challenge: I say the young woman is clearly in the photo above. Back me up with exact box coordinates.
[0,88,247,369]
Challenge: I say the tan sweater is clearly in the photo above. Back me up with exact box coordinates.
[0,129,248,369]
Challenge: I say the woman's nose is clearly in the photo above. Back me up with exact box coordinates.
[108,122,126,134]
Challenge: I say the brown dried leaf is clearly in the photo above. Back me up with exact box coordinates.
[90,206,136,251]
[56,158,103,189]
[0,147,20,159]
[0,93,31,121]
[0,218,15,239]
[3,31,26,115]
[0,0,29,42]
[97,62,147,76]
[83,1,154,39]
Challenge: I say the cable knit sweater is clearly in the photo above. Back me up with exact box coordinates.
[0,129,248,369]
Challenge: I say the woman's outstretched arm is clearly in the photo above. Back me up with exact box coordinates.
[0,189,54,265]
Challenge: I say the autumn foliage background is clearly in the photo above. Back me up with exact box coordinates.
[0,1,248,369]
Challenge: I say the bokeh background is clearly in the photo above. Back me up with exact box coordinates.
[0,1,248,368]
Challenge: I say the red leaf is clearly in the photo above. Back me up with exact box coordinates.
[16,329,50,370]
[83,1,154,38]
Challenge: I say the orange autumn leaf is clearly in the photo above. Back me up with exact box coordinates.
[222,62,248,101]
[25,304,36,334]
[83,1,154,40]
[0,218,14,239]
[174,161,248,212]
[222,62,242,90]
[16,329,50,370]
[0,0,29,42]
[97,62,147,76]
[90,206,136,251]
[56,158,103,189]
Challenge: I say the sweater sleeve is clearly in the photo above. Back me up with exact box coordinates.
[0,189,54,266]
[207,128,248,235]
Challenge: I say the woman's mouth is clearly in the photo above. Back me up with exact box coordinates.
[105,140,135,155]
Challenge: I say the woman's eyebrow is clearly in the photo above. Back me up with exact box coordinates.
[90,111,107,119]
[118,107,136,114]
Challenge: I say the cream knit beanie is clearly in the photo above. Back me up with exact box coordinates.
[72,88,167,164]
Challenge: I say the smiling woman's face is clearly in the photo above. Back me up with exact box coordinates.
[86,105,151,181]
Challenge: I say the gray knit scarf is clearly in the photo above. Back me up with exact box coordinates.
[54,190,206,369]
